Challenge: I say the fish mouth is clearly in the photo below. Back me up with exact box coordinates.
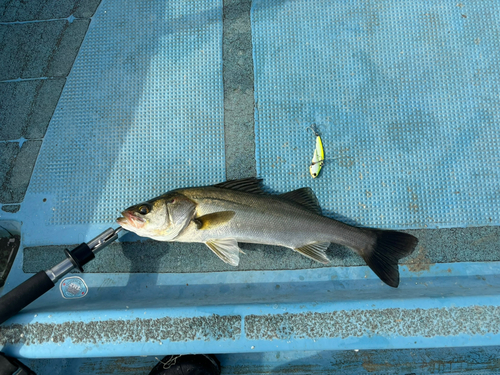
[116,210,145,229]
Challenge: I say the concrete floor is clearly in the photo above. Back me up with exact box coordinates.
[0,0,98,281]
[0,0,256,275]
[1,0,500,373]
[0,0,101,211]
[1,0,500,280]
[0,0,255,210]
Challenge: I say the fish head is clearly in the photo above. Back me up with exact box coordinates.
[117,192,196,240]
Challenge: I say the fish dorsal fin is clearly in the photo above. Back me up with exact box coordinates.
[213,177,264,194]
[205,238,245,266]
[194,211,235,230]
[280,188,322,215]
[293,242,330,264]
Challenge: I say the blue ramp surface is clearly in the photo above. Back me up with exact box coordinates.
[252,0,500,229]
[22,0,224,245]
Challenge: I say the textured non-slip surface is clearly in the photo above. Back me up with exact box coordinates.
[22,226,500,273]
[25,0,224,230]
[4,0,500,363]
[252,0,500,229]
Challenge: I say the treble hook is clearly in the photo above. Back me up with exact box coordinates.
[307,124,320,137]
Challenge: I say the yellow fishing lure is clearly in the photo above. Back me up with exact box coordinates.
[308,125,324,178]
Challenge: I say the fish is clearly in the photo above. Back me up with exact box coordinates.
[117,178,418,287]
[308,125,324,178]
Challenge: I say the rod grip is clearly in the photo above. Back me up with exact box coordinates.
[0,271,55,325]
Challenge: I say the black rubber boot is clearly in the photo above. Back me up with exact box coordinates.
[148,354,221,375]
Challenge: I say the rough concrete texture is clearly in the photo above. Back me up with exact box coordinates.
[223,0,256,180]
[245,305,500,341]
[0,19,90,80]
[24,240,321,274]
[0,141,42,204]
[1,205,20,213]
[0,79,66,140]
[0,1,96,280]
[219,347,500,375]
[0,314,241,346]
[2,306,496,353]
[0,0,101,22]
[23,226,500,273]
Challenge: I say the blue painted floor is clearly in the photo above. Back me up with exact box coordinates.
[18,347,500,374]
[1,0,500,373]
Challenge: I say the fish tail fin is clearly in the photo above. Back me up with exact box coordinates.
[360,230,418,288]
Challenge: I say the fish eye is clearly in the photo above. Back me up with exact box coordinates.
[313,173,317,177]
[139,205,149,215]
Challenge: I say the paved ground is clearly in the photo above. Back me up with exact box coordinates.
[2,0,499,275]
[0,0,99,278]
[1,1,500,372]
[0,0,256,275]
[0,0,101,212]
[0,0,255,211]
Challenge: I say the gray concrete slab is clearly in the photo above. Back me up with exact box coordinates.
[0,205,20,213]
[0,0,101,22]
[0,78,65,140]
[0,0,96,224]
[0,19,89,80]
[0,1,99,280]
[23,226,500,273]
[223,0,256,180]
[0,140,42,204]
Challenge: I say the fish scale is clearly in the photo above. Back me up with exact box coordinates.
[176,187,364,248]
[117,178,418,287]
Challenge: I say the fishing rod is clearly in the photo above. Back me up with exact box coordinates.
[0,227,124,325]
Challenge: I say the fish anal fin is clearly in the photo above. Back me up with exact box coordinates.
[280,188,322,215]
[213,178,264,194]
[205,238,243,266]
[195,211,235,230]
[293,242,330,264]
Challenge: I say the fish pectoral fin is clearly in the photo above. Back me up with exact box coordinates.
[205,238,243,266]
[293,242,331,264]
[194,211,236,230]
